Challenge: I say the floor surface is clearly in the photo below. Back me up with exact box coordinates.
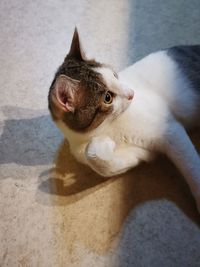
[1,1,200,266]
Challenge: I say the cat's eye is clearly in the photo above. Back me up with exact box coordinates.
[104,91,113,104]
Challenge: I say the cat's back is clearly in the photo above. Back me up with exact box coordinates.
[167,45,200,92]
[121,45,200,92]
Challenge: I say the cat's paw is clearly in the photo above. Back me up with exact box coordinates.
[85,137,116,162]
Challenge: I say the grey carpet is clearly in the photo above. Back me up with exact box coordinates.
[1,1,200,266]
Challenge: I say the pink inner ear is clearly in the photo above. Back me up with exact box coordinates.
[55,80,74,113]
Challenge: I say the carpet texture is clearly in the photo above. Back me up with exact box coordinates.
[0,1,200,266]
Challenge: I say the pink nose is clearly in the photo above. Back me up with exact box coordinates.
[128,92,134,100]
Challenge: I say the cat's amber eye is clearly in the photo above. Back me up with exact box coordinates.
[104,91,113,104]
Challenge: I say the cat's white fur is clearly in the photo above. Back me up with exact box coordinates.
[57,50,200,212]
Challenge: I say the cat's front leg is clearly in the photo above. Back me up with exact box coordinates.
[85,136,151,177]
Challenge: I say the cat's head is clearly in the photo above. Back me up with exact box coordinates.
[48,28,134,133]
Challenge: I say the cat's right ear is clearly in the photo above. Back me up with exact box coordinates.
[66,27,86,61]
[53,75,80,113]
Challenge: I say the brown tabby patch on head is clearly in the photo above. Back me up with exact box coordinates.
[48,57,113,132]
[48,28,114,132]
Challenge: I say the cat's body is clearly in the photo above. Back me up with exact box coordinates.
[48,29,200,212]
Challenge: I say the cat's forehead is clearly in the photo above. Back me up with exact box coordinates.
[94,66,115,80]
[58,58,106,85]
[94,66,118,91]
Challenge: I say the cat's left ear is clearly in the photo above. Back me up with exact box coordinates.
[54,75,80,113]
[66,27,86,61]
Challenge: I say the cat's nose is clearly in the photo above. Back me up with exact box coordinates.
[121,83,134,100]
[128,93,134,100]
[128,92,134,100]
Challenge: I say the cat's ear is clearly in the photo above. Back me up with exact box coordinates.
[66,27,86,60]
[54,75,80,113]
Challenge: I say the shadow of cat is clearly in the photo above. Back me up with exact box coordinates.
[38,139,113,204]
[0,106,62,166]
[36,130,200,255]
[38,130,200,225]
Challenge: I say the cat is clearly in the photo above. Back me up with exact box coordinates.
[48,28,200,212]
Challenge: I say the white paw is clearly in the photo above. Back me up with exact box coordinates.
[86,137,116,161]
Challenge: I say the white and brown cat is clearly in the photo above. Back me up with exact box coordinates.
[48,28,200,212]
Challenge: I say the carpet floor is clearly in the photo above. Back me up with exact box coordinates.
[1,1,200,266]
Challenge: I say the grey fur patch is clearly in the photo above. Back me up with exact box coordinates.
[167,45,200,92]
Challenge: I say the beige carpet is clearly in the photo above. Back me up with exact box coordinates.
[1,1,200,266]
